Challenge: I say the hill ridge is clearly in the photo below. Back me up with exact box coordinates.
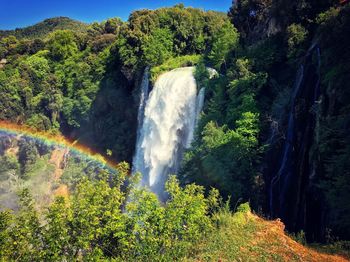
[0,17,89,39]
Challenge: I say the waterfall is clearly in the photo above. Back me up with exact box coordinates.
[132,67,204,198]
[269,44,322,229]
[195,87,205,128]
[136,66,150,132]
[269,64,304,214]
[132,67,150,178]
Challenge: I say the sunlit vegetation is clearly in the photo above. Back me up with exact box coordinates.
[0,5,231,163]
[1,177,347,261]
[181,0,350,243]
[0,164,222,261]
[0,17,89,40]
[0,0,350,259]
[150,54,201,82]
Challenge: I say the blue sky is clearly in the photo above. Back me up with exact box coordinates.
[0,0,232,30]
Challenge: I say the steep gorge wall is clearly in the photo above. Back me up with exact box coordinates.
[265,45,324,241]
[259,4,350,241]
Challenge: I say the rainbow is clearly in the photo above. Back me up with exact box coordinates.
[0,120,119,171]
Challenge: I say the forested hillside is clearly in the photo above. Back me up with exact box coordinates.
[0,5,231,162]
[0,17,89,39]
[0,1,349,260]
[182,0,350,242]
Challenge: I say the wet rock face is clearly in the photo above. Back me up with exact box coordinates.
[266,17,282,37]
[266,46,324,241]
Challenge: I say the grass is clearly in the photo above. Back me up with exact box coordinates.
[185,205,349,262]
[186,207,283,261]
[150,55,201,83]
[311,241,350,259]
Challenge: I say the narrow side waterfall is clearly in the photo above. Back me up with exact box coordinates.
[133,67,204,198]
[269,64,304,213]
[195,87,205,127]
[268,44,322,234]
[136,67,150,137]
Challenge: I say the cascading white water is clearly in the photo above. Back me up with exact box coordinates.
[132,67,204,197]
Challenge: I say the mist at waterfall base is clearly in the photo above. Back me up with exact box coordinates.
[132,67,205,199]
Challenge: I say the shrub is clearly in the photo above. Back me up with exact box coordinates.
[150,54,201,83]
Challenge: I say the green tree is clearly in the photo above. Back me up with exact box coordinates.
[286,23,308,57]
[26,113,52,130]
[207,21,239,70]
[142,27,174,66]
[0,35,18,58]
[0,154,19,174]
[126,175,218,260]
[20,53,50,81]
[164,176,215,257]
[19,53,51,106]
[47,30,78,61]
[0,210,12,260]
[18,139,39,176]
[126,188,165,259]
[69,177,127,259]
[42,197,71,261]
[104,17,123,34]
[7,189,43,261]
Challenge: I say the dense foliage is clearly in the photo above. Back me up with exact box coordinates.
[224,0,350,240]
[0,6,230,163]
[316,5,350,238]
[181,58,266,207]
[182,0,350,241]
[1,0,350,248]
[0,134,119,211]
[0,163,221,261]
[0,17,89,40]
